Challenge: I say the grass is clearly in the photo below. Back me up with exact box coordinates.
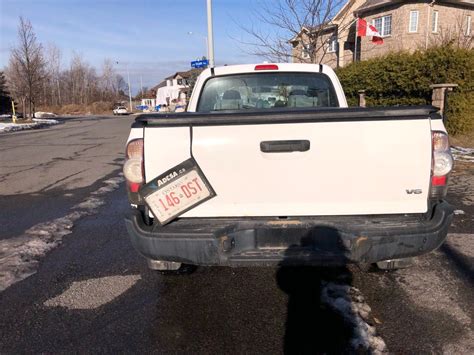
[451,130,474,148]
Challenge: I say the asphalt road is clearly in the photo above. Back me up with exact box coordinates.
[0,116,472,354]
[0,115,129,239]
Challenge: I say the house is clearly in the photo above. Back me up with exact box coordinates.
[291,0,474,69]
[140,98,156,111]
[290,0,367,68]
[154,68,203,106]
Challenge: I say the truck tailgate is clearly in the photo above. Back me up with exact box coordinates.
[141,107,434,218]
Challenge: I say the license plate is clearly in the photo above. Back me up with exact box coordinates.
[140,158,216,225]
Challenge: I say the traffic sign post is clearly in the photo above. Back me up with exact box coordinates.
[11,100,17,123]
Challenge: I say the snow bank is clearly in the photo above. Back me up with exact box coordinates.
[451,146,474,163]
[0,175,124,292]
[321,282,387,354]
[32,118,59,124]
[34,111,57,118]
[0,118,59,133]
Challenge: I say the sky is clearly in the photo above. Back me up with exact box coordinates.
[0,0,272,93]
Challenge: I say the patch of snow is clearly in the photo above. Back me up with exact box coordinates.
[0,176,125,292]
[453,209,465,215]
[34,112,57,118]
[32,118,59,124]
[451,146,474,163]
[91,176,124,196]
[44,275,141,309]
[0,122,36,132]
[321,282,387,354]
[73,197,105,210]
[0,118,59,133]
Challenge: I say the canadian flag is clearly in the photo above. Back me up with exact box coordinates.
[357,18,384,44]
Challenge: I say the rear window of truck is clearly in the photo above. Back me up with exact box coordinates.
[196,72,339,112]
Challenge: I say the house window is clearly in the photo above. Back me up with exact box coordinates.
[372,15,392,36]
[432,11,439,33]
[467,15,472,36]
[301,43,310,59]
[409,10,419,33]
[328,36,337,53]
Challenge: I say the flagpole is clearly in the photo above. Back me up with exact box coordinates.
[354,18,359,63]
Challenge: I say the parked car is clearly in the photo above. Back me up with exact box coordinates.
[123,63,454,272]
[113,106,129,115]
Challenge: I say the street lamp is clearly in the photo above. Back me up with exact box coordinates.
[116,61,133,112]
[206,0,215,68]
[187,31,208,59]
[186,0,215,67]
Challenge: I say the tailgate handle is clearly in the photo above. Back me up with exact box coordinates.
[260,140,310,153]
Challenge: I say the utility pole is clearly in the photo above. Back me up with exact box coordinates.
[116,60,133,111]
[206,0,215,67]
[354,19,359,63]
[126,64,132,112]
[140,75,143,99]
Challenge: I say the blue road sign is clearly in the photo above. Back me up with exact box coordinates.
[191,59,209,68]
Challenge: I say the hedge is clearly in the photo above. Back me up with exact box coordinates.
[336,46,474,135]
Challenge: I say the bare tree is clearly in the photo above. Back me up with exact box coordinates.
[137,86,148,100]
[47,55,126,107]
[6,17,46,117]
[5,56,28,116]
[237,0,348,62]
[100,59,122,101]
[5,18,135,113]
[45,43,62,106]
[68,52,100,105]
[115,74,127,96]
[428,14,473,49]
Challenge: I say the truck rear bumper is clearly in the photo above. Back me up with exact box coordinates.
[124,201,453,267]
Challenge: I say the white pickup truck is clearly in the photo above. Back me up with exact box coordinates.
[123,63,454,272]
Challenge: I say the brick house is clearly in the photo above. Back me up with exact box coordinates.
[291,0,474,69]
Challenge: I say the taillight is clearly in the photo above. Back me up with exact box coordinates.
[430,131,453,199]
[124,139,144,192]
[254,64,279,71]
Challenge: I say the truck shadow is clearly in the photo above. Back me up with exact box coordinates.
[440,243,474,285]
[276,227,355,354]
[143,225,361,353]
[276,265,353,354]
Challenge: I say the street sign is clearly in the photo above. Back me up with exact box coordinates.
[191,59,209,68]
